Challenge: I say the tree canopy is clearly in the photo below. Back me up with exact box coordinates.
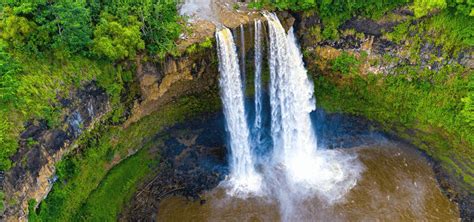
[0,0,182,170]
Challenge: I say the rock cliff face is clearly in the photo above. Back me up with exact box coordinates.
[125,50,219,127]
[0,53,219,221]
[291,10,473,75]
[2,83,109,221]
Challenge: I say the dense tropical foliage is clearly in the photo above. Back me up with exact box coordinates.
[0,0,182,170]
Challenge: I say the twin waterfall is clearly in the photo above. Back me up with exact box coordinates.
[266,13,320,187]
[216,13,362,213]
[216,28,262,195]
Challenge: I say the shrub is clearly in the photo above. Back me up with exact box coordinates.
[92,13,144,60]
[331,52,360,75]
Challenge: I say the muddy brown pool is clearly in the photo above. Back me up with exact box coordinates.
[157,143,459,221]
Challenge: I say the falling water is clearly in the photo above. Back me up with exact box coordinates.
[216,14,363,220]
[264,13,363,220]
[159,14,457,222]
[240,24,246,90]
[215,27,262,196]
[253,20,263,145]
[265,13,319,184]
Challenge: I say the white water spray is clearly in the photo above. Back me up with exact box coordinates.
[253,20,264,144]
[216,27,262,196]
[264,13,363,219]
[266,13,319,184]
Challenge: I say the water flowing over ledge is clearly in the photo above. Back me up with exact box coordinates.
[216,27,262,196]
[215,13,364,220]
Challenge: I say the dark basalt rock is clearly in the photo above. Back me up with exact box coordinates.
[20,120,48,140]
[313,109,386,149]
[1,81,109,220]
[121,113,227,221]
[341,19,386,37]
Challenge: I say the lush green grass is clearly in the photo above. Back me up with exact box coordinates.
[0,191,5,213]
[330,52,361,75]
[28,93,220,221]
[75,143,160,221]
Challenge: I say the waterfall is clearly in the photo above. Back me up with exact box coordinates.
[215,15,363,220]
[265,13,320,185]
[215,27,261,196]
[264,13,362,211]
[253,20,263,145]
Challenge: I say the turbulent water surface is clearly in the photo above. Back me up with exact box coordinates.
[157,143,459,221]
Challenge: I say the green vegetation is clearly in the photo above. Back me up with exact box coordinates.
[0,1,181,58]
[413,0,474,17]
[310,7,473,186]
[76,144,159,221]
[0,191,5,213]
[413,0,447,17]
[385,11,474,58]
[461,81,474,127]
[92,13,145,60]
[319,62,473,145]
[28,93,220,221]
[185,37,214,54]
[250,0,409,39]
[94,1,182,58]
[330,52,360,75]
[0,54,120,170]
[316,54,474,186]
[251,0,473,39]
[0,1,182,170]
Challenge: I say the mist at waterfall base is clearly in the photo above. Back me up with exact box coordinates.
[215,14,363,220]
